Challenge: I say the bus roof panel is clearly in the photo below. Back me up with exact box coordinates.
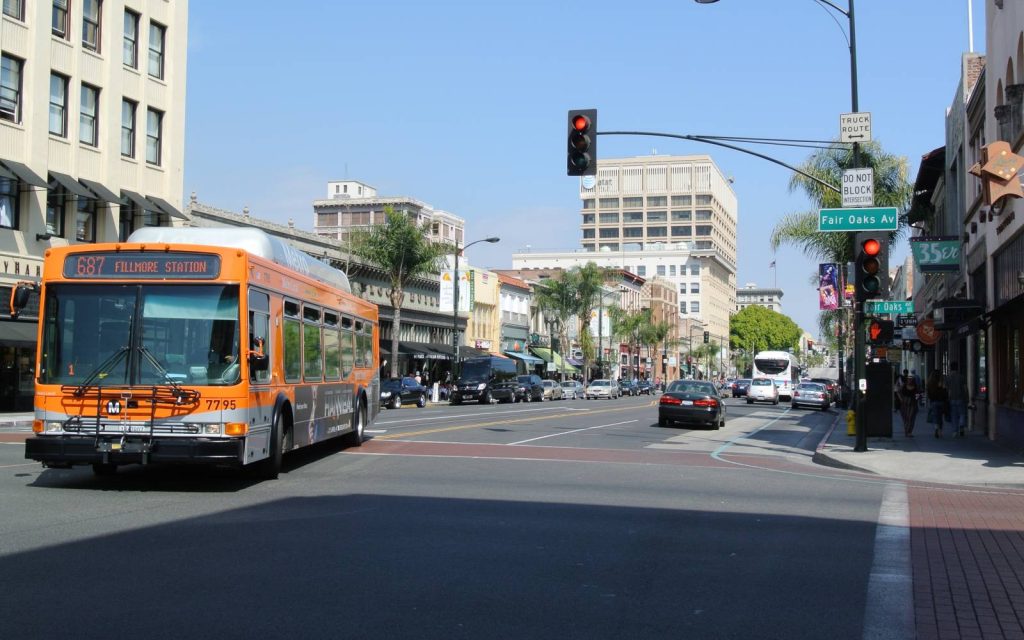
[127,227,351,293]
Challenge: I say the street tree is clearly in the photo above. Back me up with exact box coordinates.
[534,274,576,382]
[573,262,611,385]
[348,206,450,379]
[729,305,802,358]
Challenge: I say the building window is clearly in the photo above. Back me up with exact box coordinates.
[582,229,595,239]
[598,198,619,209]
[647,211,667,222]
[123,10,139,68]
[671,210,691,221]
[599,228,619,238]
[690,301,700,313]
[696,225,713,236]
[3,0,23,21]
[671,226,691,237]
[695,194,712,205]
[623,211,643,223]
[598,243,619,252]
[623,227,643,238]
[52,0,69,37]
[657,265,666,276]
[46,188,67,236]
[671,195,691,206]
[582,199,595,210]
[669,265,676,276]
[49,73,69,137]
[83,0,102,52]
[76,198,97,242]
[691,283,700,293]
[146,108,163,165]
[121,99,136,157]
[79,84,99,146]
[679,302,687,314]
[690,263,700,276]
[647,227,667,237]
[148,21,165,79]
[647,196,667,207]
[0,178,19,229]
[636,266,646,276]
[599,212,619,224]
[622,197,643,208]
[0,54,23,123]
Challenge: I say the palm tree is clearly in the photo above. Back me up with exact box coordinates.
[609,306,647,381]
[770,141,912,365]
[533,274,576,382]
[348,206,450,379]
[572,262,610,385]
[641,315,672,382]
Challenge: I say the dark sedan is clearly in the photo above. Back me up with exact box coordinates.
[730,379,751,398]
[499,374,544,403]
[380,376,428,409]
[658,380,726,429]
[619,379,639,396]
[637,380,654,395]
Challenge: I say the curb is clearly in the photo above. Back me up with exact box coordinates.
[811,410,880,475]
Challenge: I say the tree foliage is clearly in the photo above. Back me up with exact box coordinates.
[729,305,802,355]
[348,206,450,378]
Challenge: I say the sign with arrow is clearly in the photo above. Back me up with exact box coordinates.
[840,112,872,143]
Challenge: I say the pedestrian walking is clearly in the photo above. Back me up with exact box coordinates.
[926,369,949,438]
[946,362,967,437]
[897,369,920,437]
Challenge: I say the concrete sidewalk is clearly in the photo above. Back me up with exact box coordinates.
[814,412,1024,489]
[0,412,34,431]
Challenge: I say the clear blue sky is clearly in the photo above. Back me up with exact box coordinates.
[184,0,984,339]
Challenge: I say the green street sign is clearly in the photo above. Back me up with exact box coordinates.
[910,236,960,272]
[865,300,914,315]
[818,207,899,232]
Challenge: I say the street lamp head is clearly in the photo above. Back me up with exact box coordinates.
[694,0,720,3]
[484,237,500,243]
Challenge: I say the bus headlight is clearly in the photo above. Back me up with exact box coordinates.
[33,420,63,433]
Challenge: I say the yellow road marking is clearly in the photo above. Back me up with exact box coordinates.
[375,403,644,440]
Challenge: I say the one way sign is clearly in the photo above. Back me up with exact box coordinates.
[840,112,872,143]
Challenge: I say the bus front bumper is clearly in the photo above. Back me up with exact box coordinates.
[25,435,245,466]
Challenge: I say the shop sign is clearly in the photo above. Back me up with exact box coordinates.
[910,236,961,272]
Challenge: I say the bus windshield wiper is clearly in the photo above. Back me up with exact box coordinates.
[137,346,186,397]
[71,346,131,397]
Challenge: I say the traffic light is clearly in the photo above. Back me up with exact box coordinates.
[854,232,888,303]
[867,318,894,345]
[567,109,597,176]
[703,331,710,344]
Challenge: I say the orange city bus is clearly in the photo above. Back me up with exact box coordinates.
[12,227,379,478]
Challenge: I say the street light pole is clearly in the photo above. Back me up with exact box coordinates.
[451,236,499,382]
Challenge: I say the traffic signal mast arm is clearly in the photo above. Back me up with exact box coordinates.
[597,130,842,194]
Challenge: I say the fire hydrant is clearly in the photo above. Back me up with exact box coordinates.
[846,410,856,436]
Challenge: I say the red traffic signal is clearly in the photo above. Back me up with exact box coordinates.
[867,318,894,345]
[855,232,887,302]
[567,109,597,176]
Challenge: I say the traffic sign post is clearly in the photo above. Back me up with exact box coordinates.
[818,207,899,232]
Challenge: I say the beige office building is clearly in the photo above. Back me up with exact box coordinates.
[0,1,189,411]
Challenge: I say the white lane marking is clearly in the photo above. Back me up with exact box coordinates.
[365,429,388,434]
[862,483,913,640]
[0,462,36,468]
[507,420,638,446]
[374,405,576,426]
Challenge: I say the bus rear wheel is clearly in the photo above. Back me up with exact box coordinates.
[343,399,365,448]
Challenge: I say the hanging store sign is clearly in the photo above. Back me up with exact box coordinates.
[910,236,961,273]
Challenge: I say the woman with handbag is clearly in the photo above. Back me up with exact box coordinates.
[926,369,949,438]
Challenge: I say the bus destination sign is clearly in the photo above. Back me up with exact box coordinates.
[63,252,221,280]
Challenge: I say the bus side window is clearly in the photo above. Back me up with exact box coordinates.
[249,290,271,384]
[283,300,301,382]
[341,316,354,378]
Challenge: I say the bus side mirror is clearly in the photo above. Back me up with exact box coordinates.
[9,283,35,319]
[249,352,269,372]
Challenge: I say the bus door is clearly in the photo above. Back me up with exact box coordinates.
[246,289,274,463]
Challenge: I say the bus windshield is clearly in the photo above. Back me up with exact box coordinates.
[754,358,789,375]
[40,284,240,387]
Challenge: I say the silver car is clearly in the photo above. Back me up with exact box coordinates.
[541,380,564,400]
[560,380,584,399]
[791,382,831,411]
[585,379,619,400]
[746,378,779,405]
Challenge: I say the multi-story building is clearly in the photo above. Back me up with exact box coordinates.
[736,283,784,313]
[467,268,501,356]
[0,1,189,411]
[313,180,465,248]
[639,277,680,382]
[497,273,535,364]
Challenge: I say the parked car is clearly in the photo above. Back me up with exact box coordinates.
[450,356,519,405]
[560,380,584,399]
[746,378,779,405]
[619,379,639,396]
[585,379,619,399]
[658,379,726,429]
[730,379,751,398]
[541,379,564,401]
[505,374,545,402]
[791,382,831,411]
[809,378,840,403]
[636,380,654,395]
[380,376,428,409]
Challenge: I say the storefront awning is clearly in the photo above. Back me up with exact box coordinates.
[459,346,489,358]
[390,341,451,360]
[146,195,187,220]
[121,189,158,213]
[49,171,94,199]
[529,347,579,373]
[0,320,37,348]
[0,160,47,188]
[80,178,122,204]
[505,351,545,366]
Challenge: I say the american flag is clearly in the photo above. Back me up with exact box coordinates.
[769,260,776,268]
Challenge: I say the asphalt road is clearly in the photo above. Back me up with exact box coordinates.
[0,394,897,640]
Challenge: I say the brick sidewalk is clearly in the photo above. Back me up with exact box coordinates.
[910,485,1024,639]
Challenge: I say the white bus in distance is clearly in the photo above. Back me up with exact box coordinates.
[751,351,800,400]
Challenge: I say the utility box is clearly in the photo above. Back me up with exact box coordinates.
[863,362,894,437]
